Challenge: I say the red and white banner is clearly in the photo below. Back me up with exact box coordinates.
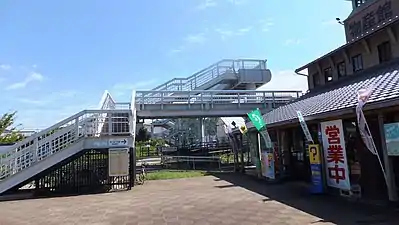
[356,86,377,155]
[320,119,351,190]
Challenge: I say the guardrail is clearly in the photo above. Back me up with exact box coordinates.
[150,59,266,93]
[161,155,222,170]
[136,90,303,105]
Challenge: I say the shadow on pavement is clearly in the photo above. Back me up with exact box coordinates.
[209,171,398,225]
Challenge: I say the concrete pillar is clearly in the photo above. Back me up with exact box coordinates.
[199,117,205,143]
[150,120,154,137]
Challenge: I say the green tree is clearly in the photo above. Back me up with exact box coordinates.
[0,112,24,144]
[136,127,150,142]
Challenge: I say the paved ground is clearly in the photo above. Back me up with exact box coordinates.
[0,173,398,225]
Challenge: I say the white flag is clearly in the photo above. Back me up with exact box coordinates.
[356,86,377,155]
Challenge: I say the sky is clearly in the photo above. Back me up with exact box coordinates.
[0,0,352,129]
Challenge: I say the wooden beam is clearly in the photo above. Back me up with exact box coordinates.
[387,27,398,44]
[328,56,335,69]
[361,39,371,54]
[343,49,349,62]
[316,62,322,74]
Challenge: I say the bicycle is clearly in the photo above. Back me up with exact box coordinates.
[135,162,147,185]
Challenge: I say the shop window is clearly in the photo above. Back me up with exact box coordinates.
[352,54,363,72]
[312,72,320,87]
[337,61,347,77]
[378,41,392,63]
[324,67,333,83]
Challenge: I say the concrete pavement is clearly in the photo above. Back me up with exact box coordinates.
[0,172,397,225]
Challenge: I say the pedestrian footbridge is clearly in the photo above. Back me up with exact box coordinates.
[0,58,302,196]
[133,90,301,118]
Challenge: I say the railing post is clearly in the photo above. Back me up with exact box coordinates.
[161,92,164,110]
[272,92,276,108]
[75,118,80,139]
[237,93,240,108]
[216,66,220,76]
[32,138,38,164]
[141,93,145,110]
[188,93,191,109]
[201,93,204,110]
[210,92,214,109]
[108,113,112,135]
[263,92,266,109]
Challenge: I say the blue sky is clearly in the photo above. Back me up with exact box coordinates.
[0,0,352,129]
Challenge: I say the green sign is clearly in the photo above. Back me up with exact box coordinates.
[247,108,266,131]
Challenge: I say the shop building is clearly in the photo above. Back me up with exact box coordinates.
[245,0,399,202]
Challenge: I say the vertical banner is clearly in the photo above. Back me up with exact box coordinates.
[308,144,323,193]
[266,152,275,179]
[248,108,275,180]
[296,111,314,143]
[261,151,268,177]
[356,87,388,184]
[109,148,130,176]
[320,119,351,190]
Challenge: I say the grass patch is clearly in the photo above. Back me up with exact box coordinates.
[146,170,208,181]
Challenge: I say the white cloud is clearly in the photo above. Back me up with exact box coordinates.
[283,39,302,46]
[6,72,44,90]
[257,70,308,92]
[214,26,252,40]
[227,0,249,5]
[57,90,79,98]
[169,32,208,55]
[196,0,217,10]
[15,89,80,106]
[0,64,11,71]
[184,33,207,44]
[196,0,249,10]
[258,19,274,32]
[17,98,49,106]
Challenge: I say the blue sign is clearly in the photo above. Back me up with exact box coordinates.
[309,164,323,194]
[308,144,324,194]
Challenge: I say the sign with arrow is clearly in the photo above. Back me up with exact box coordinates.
[109,138,128,147]
[247,108,266,131]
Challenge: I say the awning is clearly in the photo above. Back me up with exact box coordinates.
[247,61,399,129]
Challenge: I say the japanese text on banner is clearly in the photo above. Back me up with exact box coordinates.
[320,120,351,190]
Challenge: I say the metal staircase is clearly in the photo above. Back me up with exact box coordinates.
[147,59,271,132]
[0,91,135,195]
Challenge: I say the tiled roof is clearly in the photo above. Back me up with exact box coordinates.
[250,62,399,128]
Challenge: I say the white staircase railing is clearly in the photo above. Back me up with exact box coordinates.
[0,109,131,186]
[151,59,266,93]
[0,90,132,192]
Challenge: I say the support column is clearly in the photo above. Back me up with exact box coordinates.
[150,119,154,138]
[240,133,245,173]
[199,117,205,143]
[378,113,398,202]
[257,133,262,178]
